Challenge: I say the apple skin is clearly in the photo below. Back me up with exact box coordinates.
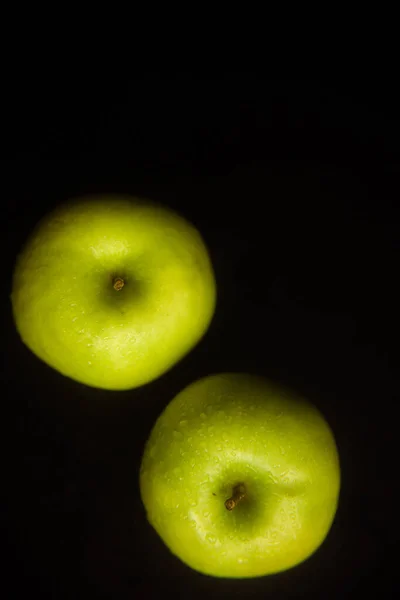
[140,373,340,578]
[11,196,216,390]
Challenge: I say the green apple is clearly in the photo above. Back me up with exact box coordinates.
[140,373,340,578]
[11,196,216,390]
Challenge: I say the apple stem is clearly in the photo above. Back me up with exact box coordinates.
[113,277,125,291]
[225,483,246,511]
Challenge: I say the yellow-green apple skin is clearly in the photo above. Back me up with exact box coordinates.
[140,373,340,578]
[11,196,216,390]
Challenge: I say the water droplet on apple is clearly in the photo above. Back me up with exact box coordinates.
[179,419,188,427]
[173,430,184,440]
[189,520,197,529]
[213,456,219,463]
[88,361,92,365]
[190,500,197,507]
[200,412,207,419]
[208,426,215,434]
[203,511,210,517]
[190,459,196,468]
[206,533,216,544]
[216,444,222,451]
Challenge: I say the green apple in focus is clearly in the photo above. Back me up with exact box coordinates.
[140,373,340,578]
[11,196,216,390]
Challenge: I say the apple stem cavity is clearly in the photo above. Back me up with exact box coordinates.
[224,483,246,511]
[113,277,125,291]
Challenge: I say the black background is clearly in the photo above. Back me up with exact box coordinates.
[1,77,398,599]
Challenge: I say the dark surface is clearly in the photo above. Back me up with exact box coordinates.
[1,77,397,599]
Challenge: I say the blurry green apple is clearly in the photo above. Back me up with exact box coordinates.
[11,196,216,390]
[140,373,340,578]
